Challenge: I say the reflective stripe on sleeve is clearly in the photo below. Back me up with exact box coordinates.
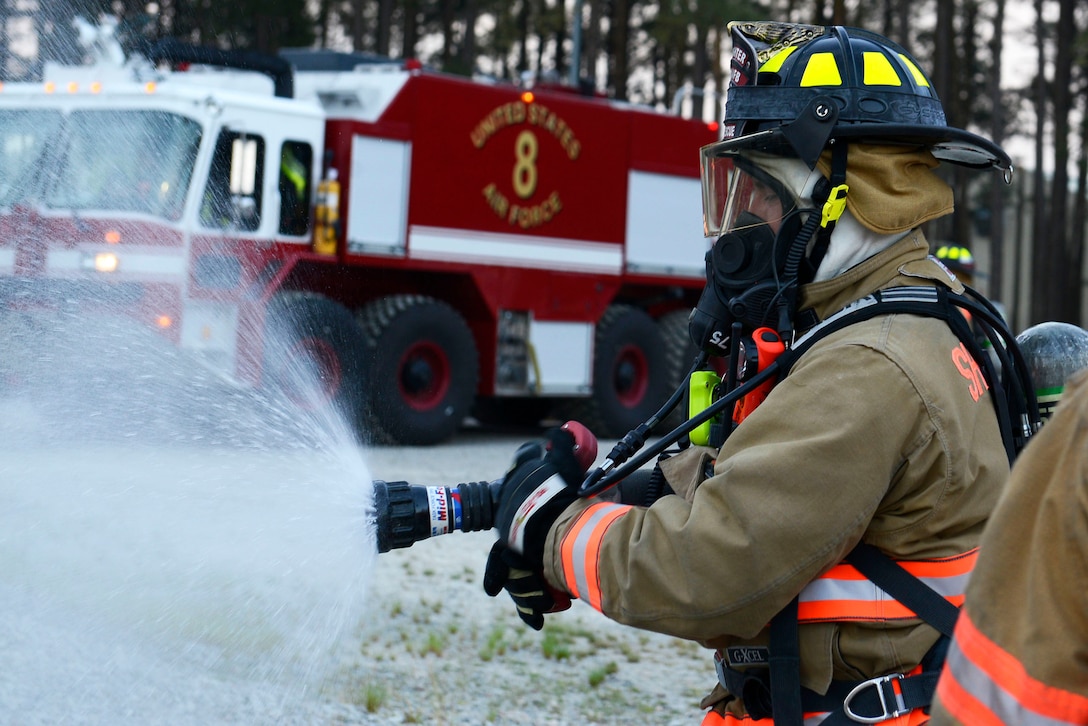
[559,502,631,612]
[937,609,1088,726]
[797,548,977,622]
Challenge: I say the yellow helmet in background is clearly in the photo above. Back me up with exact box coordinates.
[935,244,976,278]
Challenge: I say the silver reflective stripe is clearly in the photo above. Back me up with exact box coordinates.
[945,639,1080,726]
[799,570,970,605]
[568,503,626,601]
[793,286,940,349]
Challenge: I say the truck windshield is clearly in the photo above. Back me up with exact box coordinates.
[0,110,63,208]
[0,109,201,220]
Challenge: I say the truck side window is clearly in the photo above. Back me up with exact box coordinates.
[279,141,312,236]
[201,130,264,231]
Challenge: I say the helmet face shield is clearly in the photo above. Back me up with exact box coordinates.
[691,146,805,355]
[701,141,797,239]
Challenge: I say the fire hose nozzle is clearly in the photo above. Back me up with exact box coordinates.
[371,479,499,553]
[371,421,598,553]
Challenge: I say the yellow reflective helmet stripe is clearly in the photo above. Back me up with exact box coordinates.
[800,52,842,86]
[760,46,797,74]
[899,54,931,87]
[863,51,902,86]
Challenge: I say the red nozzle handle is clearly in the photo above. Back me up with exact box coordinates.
[561,420,598,472]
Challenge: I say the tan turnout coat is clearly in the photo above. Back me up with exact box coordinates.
[543,230,1009,715]
[930,367,1088,724]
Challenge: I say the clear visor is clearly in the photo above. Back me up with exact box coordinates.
[700,143,795,239]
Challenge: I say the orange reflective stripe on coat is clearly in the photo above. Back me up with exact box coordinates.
[559,502,631,612]
[937,609,1088,726]
[797,549,976,623]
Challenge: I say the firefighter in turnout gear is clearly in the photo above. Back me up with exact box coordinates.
[929,324,1088,725]
[930,367,1088,725]
[484,21,1022,725]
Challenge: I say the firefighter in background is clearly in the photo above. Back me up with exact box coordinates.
[934,243,1007,357]
[934,244,976,287]
[482,22,1013,725]
[930,326,1088,725]
[279,143,311,236]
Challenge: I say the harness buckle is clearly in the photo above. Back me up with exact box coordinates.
[843,673,909,723]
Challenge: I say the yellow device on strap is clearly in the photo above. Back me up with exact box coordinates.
[689,370,722,446]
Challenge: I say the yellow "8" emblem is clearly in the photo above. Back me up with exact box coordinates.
[512,130,538,199]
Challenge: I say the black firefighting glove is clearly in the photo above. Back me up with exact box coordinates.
[483,541,571,630]
[483,426,585,628]
[493,426,584,566]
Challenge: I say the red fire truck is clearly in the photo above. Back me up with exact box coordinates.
[0,18,719,445]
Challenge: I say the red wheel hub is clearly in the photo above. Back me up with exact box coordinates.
[398,340,451,411]
[613,344,648,408]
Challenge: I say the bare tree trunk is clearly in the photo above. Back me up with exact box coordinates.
[0,0,10,78]
[1048,0,1080,322]
[351,0,365,52]
[1029,0,1049,325]
[897,1,912,51]
[458,0,478,75]
[951,1,975,251]
[553,0,567,82]
[608,0,630,100]
[1015,169,1027,329]
[375,0,393,56]
[712,26,724,118]
[516,0,530,75]
[440,0,455,69]
[583,0,603,87]
[402,0,420,59]
[533,0,546,76]
[316,0,333,47]
[931,0,957,245]
[1073,97,1088,324]
[832,0,847,24]
[987,0,1006,305]
[691,22,710,120]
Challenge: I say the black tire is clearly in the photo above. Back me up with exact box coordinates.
[658,308,701,431]
[563,304,670,438]
[262,291,370,440]
[356,295,478,445]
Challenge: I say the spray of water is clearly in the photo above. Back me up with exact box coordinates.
[0,306,377,723]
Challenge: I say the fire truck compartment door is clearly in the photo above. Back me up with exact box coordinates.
[625,171,706,278]
[347,135,410,255]
[529,320,592,395]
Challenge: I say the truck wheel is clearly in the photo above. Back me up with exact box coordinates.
[356,295,478,445]
[564,304,670,439]
[658,308,701,430]
[263,291,369,438]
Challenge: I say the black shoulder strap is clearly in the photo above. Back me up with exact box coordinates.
[763,284,1038,725]
[777,285,1040,463]
[845,543,959,637]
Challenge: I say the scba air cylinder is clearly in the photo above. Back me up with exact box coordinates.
[1016,321,1088,421]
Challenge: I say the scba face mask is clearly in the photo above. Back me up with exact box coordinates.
[689,153,812,355]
